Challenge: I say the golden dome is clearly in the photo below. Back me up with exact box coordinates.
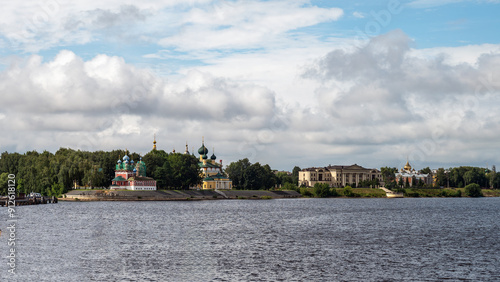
[404,160,412,171]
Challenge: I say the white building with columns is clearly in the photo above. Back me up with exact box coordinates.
[299,164,382,188]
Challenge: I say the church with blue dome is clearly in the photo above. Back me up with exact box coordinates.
[110,154,157,190]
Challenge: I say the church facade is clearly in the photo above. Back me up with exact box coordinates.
[110,155,157,190]
[196,139,232,190]
[395,160,433,187]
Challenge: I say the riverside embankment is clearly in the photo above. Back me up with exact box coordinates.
[60,189,301,201]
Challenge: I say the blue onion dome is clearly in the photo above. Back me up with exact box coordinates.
[202,154,208,159]
[123,154,130,161]
[124,159,129,164]
[198,145,208,155]
[133,168,137,172]
[131,159,134,164]
[211,153,216,160]
[117,159,122,163]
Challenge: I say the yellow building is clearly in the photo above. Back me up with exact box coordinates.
[197,139,232,190]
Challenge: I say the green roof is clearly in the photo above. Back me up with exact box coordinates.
[112,176,126,181]
[199,162,220,168]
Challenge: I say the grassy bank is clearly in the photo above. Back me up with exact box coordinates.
[402,188,500,197]
[299,187,387,198]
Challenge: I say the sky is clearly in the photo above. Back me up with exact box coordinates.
[1,0,500,171]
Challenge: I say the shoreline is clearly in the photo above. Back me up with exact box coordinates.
[58,188,500,202]
[59,189,302,201]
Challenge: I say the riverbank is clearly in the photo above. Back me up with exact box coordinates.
[59,187,500,201]
[297,187,500,198]
[59,189,301,201]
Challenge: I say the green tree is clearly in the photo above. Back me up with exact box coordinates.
[282,182,298,191]
[225,158,251,189]
[262,164,276,189]
[464,183,482,197]
[165,153,201,190]
[47,183,65,197]
[275,172,294,186]
[435,168,447,187]
[380,166,397,184]
[463,170,479,186]
[314,183,333,197]
[398,176,404,188]
[143,149,169,177]
[243,163,266,190]
[292,166,301,184]
[420,167,431,174]
[0,172,9,196]
[154,163,171,189]
[343,185,354,197]
[490,172,500,189]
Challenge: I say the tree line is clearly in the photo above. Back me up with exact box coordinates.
[0,148,202,196]
[224,158,300,190]
[0,151,300,196]
[380,165,500,189]
[433,166,500,188]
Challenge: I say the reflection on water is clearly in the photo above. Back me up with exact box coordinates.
[1,198,500,281]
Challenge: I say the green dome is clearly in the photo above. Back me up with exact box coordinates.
[198,144,208,155]
[210,153,216,160]
[202,154,208,159]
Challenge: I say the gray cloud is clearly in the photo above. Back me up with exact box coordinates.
[0,50,280,159]
[2,30,500,171]
[295,30,500,169]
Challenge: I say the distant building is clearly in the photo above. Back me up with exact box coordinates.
[110,154,157,190]
[299,164,382,187]
[395,160,433,187]
[196,138,232,190]
[273,170,292,176]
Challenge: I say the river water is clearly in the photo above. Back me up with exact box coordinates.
[1,198,499,281]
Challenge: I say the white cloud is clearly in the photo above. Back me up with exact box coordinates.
[0,50,283,162]
[1,0,500,171]
[352,11,365,18]
[299,30,500,168]
[159,1,343,51]
[0,0,343,53]
[407,0,500,8]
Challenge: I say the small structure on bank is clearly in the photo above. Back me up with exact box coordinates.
[110,154,157,190]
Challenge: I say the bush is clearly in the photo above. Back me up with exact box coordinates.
[465,183,482,197]
[282,182,298,191]
[260,195,272,199]
[343,186,353,197]
[300,187,313,197]
[314,183,332,198]
[405,190,420,197]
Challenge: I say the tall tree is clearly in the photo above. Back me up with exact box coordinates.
[225,158,251,189]
[380,166,397,184]
[292,166,301,184]
[165,153,201,190]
